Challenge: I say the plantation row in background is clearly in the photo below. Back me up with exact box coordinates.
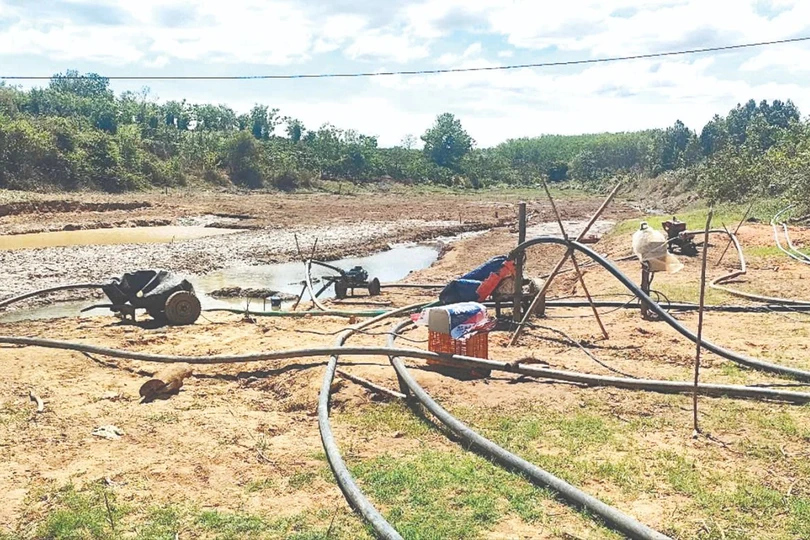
[0,71,808,210]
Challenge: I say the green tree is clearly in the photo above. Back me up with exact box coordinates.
[421,113,473,170]
[222,131,265,188]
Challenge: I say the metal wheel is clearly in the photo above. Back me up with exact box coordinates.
[368,277,381,296]
[334,280,349,299]
[164,291,201,326]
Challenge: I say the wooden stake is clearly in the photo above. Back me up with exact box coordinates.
[509,182,621,346]
[640,263,652,321]
[693,208,713,436]
[294,233,304,261]
[716,202,753,266]
[570,253,609,339]
[513,202,527,322]
[539,180,608,340]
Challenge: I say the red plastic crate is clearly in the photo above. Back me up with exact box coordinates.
[428,331,489,359]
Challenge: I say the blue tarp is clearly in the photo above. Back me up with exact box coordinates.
[439,256,509,305]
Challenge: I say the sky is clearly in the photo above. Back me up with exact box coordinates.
[1,0,809,147]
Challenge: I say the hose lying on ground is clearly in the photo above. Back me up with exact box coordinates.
[0,283,104,310]
[318,302,428,540]
[772,206,810,266]
[705,226,810,305]
[1,335,808,403]
[204,307,387,318]
[511,237,810,382]
[386,320,671,540]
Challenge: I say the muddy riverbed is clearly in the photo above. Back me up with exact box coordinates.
[0,219,484,306]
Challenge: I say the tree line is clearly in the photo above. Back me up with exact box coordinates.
[0,70,807,209]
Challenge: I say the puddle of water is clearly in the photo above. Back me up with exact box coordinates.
[0,243,442,322]
[197,243,441,303]
[0,226,240,251]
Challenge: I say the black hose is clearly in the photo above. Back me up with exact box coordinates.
[317,302,428,540]
[0,283,104,310]
[1,335,806,403]
[386,320,672,540]
[510,237,810,381]
[526,300,810,313]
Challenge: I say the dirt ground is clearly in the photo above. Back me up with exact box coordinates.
[2,190,810,539]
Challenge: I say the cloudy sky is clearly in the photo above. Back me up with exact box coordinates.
[1,0,809,146]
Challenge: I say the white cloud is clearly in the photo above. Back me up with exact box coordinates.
[740,44,810,72]
[0,0,807,148]
[344,32,429,63]
[437,42,483,65]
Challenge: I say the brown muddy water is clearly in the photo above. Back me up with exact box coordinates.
[0,242,444,323]
[0,226,239,251]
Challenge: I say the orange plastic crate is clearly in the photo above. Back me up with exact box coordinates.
[428,330,489,359]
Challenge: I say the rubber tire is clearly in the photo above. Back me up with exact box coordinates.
[368,277,381,297]
[164,291,201,326]
[334,280,349,299]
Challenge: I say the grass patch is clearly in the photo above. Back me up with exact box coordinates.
[244,478,276,493]
[650,282,732,304]
[34,483,125,540]
[336,401,435,439]
[145,412,179,424]
[13,483,370,540]
[354,450,559,539]
[607,200,783,239]
[287,471,317,491]
[134,505,183,540]
[0,399,29,427]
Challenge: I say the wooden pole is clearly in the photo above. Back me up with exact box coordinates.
[509,181,621,346]
[570,253,609,339]
[693,208,713,436]
[513,202,527,322]
[539,179,609,340]
[716,202,753,266]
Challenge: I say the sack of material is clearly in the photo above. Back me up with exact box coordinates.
[439,256,515,304]
[411,302,495,340]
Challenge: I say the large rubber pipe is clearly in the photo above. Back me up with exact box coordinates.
[317,302,429,540]
[510,237,810,381]
[204,308,387,317]
[3,335,807,404]
[385,321,671,540]
[0,283,104,309]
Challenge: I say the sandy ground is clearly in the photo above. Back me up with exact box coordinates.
[2,190,810,538]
